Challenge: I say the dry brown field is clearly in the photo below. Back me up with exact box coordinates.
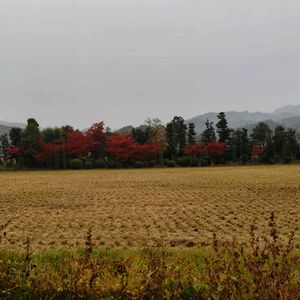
[0,165,299,250]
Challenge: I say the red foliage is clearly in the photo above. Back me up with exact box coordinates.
[7,146,21,155]
[63,131,91,158]
[135,143,162,160]
[107,134,162,161]
[184,142,225,157]
[107,134,139,160]
[184,143,206,156]
[86,123,106,144]
[35,141,59,165]
[206,142,226,156]
[86,122,107,156]
[252,144,264,156]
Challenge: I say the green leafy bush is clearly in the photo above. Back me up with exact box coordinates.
[122,159,135,168]
[165,160,176,167]
[200,159,210,167]
[94,159,106,168]
[148,160,156,168]
[85,161,94,169]
[69,159,83,170]
[190,159,199,167]
[108,161,122,169]
[176,157,190,167]
[134,161,146,168]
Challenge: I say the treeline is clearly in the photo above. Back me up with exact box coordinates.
[0,113,299,169]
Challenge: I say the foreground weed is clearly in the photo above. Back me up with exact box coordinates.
[0,213,299,299]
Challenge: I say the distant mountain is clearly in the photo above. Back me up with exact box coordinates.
[115,106,300,134]
[242,119,281,133]
[0,124,12,136]
[0,120,26,128]
[273,104,300,116]
[2,104,300,137]
[116,125,134,134]
[0,120,25,137]
[186,111,276,133]
[186,105,300,133]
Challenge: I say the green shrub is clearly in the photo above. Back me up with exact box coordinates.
[165,160,176,167]
[94,159,106,168]
[176,157,190,167]
[148,160,156,168]
[108,161,122,169]
[200,159,210,167]
[69,159,83,170]
[134,161,146,168]
[85,161,94,169]
[190,159,199,167]
[122,159,135,168]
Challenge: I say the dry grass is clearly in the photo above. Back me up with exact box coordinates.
[0,165,299,250]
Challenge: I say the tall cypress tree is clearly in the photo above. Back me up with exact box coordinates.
[173,116,187,155]
[20,118,41,167]
[165,122,177,159]
[231,128,250,163]
[216,112,231,143]
[165,116,187,158]
[0,134,10,166]
[201,120,216,143]
[9,127,23,147]
[188,123,197,145]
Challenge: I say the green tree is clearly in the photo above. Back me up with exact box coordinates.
[251,122,272,146]
[201,120,216,143]
[165,122,177,159]
[0,134,10,166]
[41,127,62,143]
[9,127,23,146]
[20,118,41,167]
[165,116,187,158]
[273,126,286,161]
[216,112,231,143]
[60,147,67,169]
[144,118,166,164]
[174,116,187,155]
[284,128,298,162]
[187,123,197,145]
[132,128,149,145]
[231,128,250,163]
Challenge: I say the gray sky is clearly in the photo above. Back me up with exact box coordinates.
[1,0,300,129]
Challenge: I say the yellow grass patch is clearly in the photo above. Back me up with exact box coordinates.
[0,165,299,250]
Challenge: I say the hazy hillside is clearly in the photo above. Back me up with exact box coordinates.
[186,111,275,133]
[273,104,300,115]
[0,121,25,137]
[186,104,300,133]
[0,124,12,136]
[2,104,300,136]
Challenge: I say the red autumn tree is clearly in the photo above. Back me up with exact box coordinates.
[184,143,206,156]
[107,134,139,160]
[206,142,226,156]
[63,131,91,158]
[7,146,22,165]
[135,143,162,161]
[35,140,60,166]
[86,122,107,159]
[7,146,21,155]
[108,134,162,161]
[252,144,264,157]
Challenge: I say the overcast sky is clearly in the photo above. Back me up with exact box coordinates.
[1,0,300,129]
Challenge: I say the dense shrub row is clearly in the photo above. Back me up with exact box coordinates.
[67,158,214,170]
